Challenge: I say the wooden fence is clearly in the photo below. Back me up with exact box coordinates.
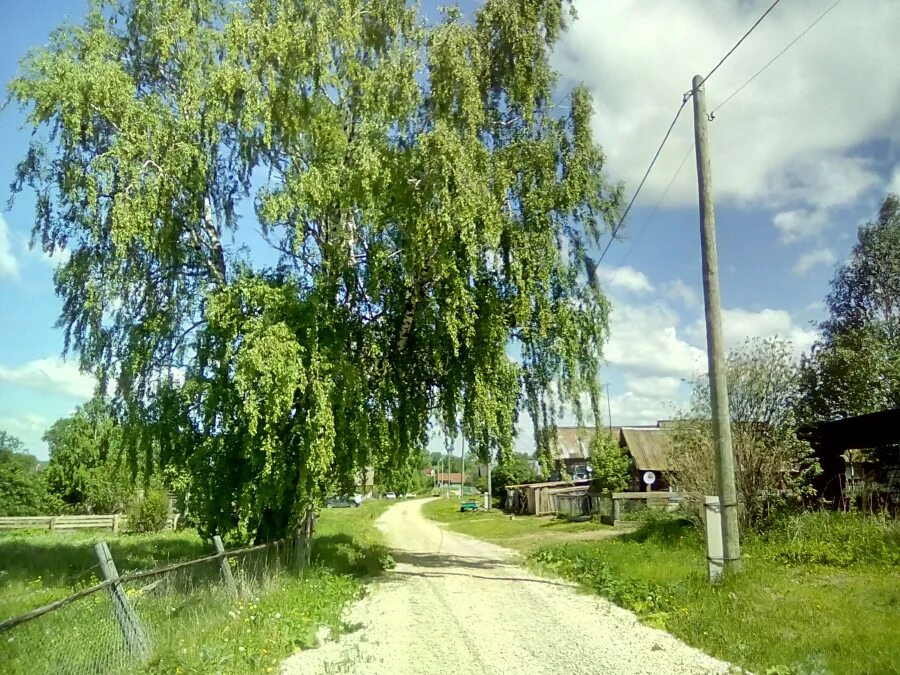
[0,514,180,533]
[546,491,683,525]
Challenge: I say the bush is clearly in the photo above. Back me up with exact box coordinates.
[127,486,170,533]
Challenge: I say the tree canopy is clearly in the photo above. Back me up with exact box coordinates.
[10,0,619,540]
[799,194,900,423]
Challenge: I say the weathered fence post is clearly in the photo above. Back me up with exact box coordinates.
[213,535,239,599]
[94,541,149,659]
[293,508,316,573]
[49,517,56,532]
[704,496,725,583]
[612,495,621,524]
[112,514,121,534]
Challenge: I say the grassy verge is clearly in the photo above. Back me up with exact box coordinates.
[0,500,393,674]
[528,511,900,674]
[422,496,611,553]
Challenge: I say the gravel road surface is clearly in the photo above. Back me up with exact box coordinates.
[282,498,731,675]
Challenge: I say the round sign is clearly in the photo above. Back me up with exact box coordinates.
[642,471,656,485]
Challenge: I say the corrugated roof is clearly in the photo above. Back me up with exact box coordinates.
[621,428,674,471]
[553,426,621,460]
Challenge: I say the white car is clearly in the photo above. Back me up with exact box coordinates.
[385,491,397,500]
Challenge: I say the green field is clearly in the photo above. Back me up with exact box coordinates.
[422,496,612,552]
[528,512,900,674]
[0,500,392,674]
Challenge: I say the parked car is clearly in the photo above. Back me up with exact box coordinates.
[325,496,359,508]
[385,492,397,500]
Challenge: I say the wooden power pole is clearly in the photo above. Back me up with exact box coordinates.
[690,74,742,572]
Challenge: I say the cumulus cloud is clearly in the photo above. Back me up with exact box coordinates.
[553,0,900,209]
[687,307,817,357]
[596,265,654,294]
[793,247,836,276]
[0,214,19,279]
[662,279,702,310]
[0,357,96,400]
[889,165,900,196]
[605,300,706,378]
[0,413,50,434]
[773,209,829,243]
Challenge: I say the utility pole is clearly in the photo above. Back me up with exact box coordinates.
[690,74,741,573]
[459,435,465,499]
[486,458,492,510]
[605,383,613,432]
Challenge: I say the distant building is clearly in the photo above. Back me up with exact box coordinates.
[357,466,375,498]
[550,423,676,491]
[436,472,463,485]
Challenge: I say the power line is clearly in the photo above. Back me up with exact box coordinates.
[590,0,784,272]
[709,0,845,119]
[617,142,694,266]
[593,98,689,268]
[696,0,783,90]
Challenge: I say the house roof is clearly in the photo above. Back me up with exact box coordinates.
[621,428,674,471]
[437,472,463,483]
[553,426,621,460]
[800,408,900,456]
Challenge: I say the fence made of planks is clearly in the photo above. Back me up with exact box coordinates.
[0,514,180,533]
[540,490,683,525]
[0,513,316,675]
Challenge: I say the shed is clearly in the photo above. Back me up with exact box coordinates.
[505,479,594,516]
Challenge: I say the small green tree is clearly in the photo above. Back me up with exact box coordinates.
[127,485,170,533]
[484,453,541,499]
[672,338,819,529]
[588,432,631,493]
[0,432,64,516]
[44,400,134,513]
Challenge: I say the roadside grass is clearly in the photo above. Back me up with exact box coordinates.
[528,511,900,674]
[422,496,610,552]
[0,500,393,674]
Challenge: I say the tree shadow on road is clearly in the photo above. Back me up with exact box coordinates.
[387,550,573,588]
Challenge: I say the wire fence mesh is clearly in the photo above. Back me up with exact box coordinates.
[1,534,298,674]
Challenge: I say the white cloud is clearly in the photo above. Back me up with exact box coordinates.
[793,247,836,276]
[622,374,682,400]
[687,308,817,357]
[609,391,678,427]
[662,279,702,310]
[889,165,900,196]
[606,300,706,378]
[773,209,829,243]
[0,413,50,434]
[0,357,96,400]
[553,0,900,208]
[0,214,20,279]
[596,265,654,294]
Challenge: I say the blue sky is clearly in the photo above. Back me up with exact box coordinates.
[1,1,898,459]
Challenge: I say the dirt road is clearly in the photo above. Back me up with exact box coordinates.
[282,499,730,674]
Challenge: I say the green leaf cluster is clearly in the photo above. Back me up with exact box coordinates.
[10,0,619,540]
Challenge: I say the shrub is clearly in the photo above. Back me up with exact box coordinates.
[671,338,820,529]
[127,486,170,533]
